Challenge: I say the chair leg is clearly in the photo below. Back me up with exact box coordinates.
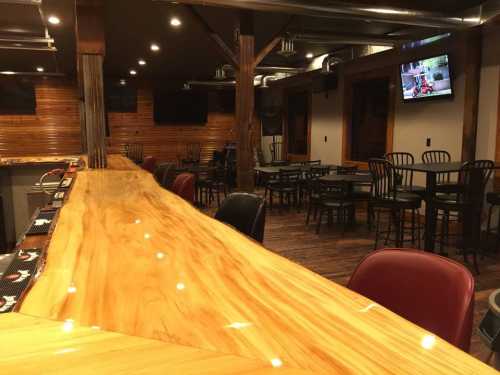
[316,209,323,234]
[269,191,274,210]
[472,250,480,275]
[306,201,312,225]
[411,209,416,245]
[374,209,381,250]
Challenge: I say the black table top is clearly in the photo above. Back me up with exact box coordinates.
[320,173,372,183]
[398,162,465,173]
[254,164,337,174]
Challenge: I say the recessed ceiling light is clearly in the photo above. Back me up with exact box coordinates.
[129,69,137,76]
[306,52,314,59]
[170,17,182,27]
[36,66,44,72]
[48,15,61,25]
[138,59,146,66]
[119,79,126,86]
[150,43,160,52]
[0,71,15,75]
[13,43,22,47]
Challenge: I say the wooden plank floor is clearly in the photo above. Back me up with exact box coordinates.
[205,200,500,369]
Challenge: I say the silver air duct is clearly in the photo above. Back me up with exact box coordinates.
[160,0,488,29]
[291,32,407,47]
[321,55,342,75]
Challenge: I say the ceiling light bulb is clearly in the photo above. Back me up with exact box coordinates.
[36,66,44,72]
[138,59,146,66]
[129,69,137,76]
[119,79,126,86]
[170,17,182,27]
[1,71,15,75]
[48,16,61,25]
[150,43,160,52]
[306,53,314,59]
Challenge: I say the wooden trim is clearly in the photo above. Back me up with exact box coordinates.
[186,5,239,69]
[461,27,482,162]
[253,16,294,68]
[342,67,396,167]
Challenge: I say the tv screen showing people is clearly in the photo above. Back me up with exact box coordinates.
[400,54,452,101]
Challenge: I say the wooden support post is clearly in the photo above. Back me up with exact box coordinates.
[461,26,482,162]
[235,11,255,191]
[75,0,107,168]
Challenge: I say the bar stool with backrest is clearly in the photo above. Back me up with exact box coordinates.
[305,165,330,225]
[172,173,196,204]
[348,249,474,352]
[125,143,144,164]
[486,191,500,252]
[369,158,422,249]
[315,179,354,234]
[422,150,460,194]
[215,193,266,243]
[386,152,425,196]
[268,168,301,211]
[433,160,494,273]
[154,163,176,190]
[141,156,157,173]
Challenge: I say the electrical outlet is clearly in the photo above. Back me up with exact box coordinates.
[426,138,431,147]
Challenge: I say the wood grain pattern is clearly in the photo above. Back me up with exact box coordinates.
[16,155,496,374]
[0,313,310,375]
[0,79,82,157]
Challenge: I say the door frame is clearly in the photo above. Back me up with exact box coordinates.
[283,87,312,162]
[342,67,396,168]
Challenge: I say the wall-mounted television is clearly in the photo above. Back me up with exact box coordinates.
[0,79,36,114]
[400,54,453,102]
[105,83,137,112]
[154,90,208,125]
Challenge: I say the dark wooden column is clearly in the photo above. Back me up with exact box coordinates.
[461,26,482,162]
[75,0,107,168]
[235,11,255,191]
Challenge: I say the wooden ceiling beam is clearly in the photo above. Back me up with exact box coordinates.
[185,5,239,69]
[254,16,294,68]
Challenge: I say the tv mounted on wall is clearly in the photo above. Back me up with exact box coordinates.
[154,89,208,125]
[400,54,453,102]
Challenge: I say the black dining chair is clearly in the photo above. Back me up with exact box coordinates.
[422,150,459,193]
[125,143,144,164]
[215,193,266,243]
[433,160,494,274]
[315,180,354,234]
[197,165,228,208]
[386,152,425,196]
[369,158,422,249]
[154,163,176,190]
[486,191,500,252]
[268,169,301,211]
[305,166,330,225]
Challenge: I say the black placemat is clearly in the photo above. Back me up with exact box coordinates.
[0,248,42,313]
[25,210,57,236]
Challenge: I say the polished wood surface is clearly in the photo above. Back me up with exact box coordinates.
[0,79,82,157]
[14,155,495,374]
[0,313,310,375]
[0,155,80,167]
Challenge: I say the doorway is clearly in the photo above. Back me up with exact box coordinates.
[286,90,310,161]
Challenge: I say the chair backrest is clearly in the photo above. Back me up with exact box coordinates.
[386,152,415,189]
[141,156,157,173]
[302,160,321,165]
[368,158,396,200]
[348,249,475,352]
[278,168,301,187]
[422,150,451,184]
[269,141,283,162]
[457,160,494,203]
[172,173,195,203]
[186,143,201,163]
[215,193,266,243]
[125,143,144,164]
[309,165,330,178]
[154,163,176,189]
[337,165,358,175]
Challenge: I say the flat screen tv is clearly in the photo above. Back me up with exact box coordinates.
[105,83,137,112]
[400,54,453,102]
[154,90,208,125]
[0,79,36,114]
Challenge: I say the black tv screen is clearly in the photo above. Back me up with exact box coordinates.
[0,79,36,114]
[400,54,453,102]
[105,83,137,112]
[154,90,208,125]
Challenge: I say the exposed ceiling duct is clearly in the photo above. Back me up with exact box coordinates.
[321,54,342,75]
[290,31,408,47]
[163,0,489,29]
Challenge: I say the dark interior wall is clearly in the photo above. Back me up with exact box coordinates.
[0,78,82,157]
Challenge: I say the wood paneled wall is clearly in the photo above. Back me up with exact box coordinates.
[107,84,259,165]
[0,78,82,156]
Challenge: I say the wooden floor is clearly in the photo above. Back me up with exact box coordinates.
[205,198,500,369]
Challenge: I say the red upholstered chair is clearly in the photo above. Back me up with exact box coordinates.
[172,173,195,204]
[141,156,157,173]
[348,249,475,352]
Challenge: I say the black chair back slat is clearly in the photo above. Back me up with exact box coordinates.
[368,158,396,201]
[386,152,415,190]
[422,150,452,184]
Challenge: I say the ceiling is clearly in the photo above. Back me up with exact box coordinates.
[0,0,488,87]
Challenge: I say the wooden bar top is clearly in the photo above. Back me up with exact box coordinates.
[0,155,81,167]
[2,155,496,374]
